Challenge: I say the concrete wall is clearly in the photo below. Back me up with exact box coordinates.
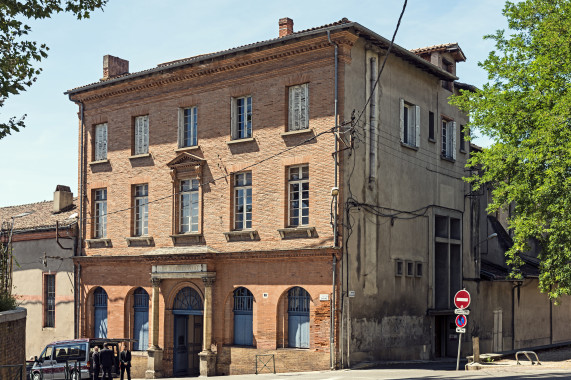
[11,235,76,359]
[341,38,471,364]
[0,308,27,379]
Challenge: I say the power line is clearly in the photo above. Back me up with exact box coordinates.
[83,127,335,223]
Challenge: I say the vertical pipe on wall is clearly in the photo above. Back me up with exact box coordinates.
[327,29,339,370]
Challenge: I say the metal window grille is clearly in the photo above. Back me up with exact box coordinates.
[134,184,149,236]
[287,287,310,313]
[94,287,108,307]
[233,287,253,312]
[234,172,252,230]
[173,287,203,312]
[288,166,309,226]
[44,274,55,327]
[179,179,199,233]
[94,189,107,238]
[134,287,149,308]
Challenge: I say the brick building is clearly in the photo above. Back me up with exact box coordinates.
[66,17,479,376]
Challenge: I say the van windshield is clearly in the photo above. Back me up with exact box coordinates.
[40,346,53,361]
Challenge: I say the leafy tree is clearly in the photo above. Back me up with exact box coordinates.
[451,0,571,300]
[0,0,107,139]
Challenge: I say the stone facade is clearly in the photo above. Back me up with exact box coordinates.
[0,308,27,379]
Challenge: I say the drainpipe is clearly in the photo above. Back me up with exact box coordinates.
[327,29,339,370]
[511,281,521,350]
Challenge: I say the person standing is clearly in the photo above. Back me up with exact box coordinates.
[99,343,114,380]
[92,346,101,380]
[119,343,132,380]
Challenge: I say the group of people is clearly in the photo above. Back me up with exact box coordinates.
[91,343,132,380]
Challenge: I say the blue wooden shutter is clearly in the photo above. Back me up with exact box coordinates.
[233,287,253,346]
[94,288,108,338]
[133,288,149,350]
[288,287,310,348]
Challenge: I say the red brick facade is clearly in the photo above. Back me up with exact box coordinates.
[70,26,352,377]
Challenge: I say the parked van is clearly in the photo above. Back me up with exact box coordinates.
[30,338,133,380]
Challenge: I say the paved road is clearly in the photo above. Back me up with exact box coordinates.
[131,365,571,380]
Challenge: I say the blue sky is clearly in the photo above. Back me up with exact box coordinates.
[0,0,508,207]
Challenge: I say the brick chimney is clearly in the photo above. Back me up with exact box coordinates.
[53,185,73,213]
[279,17,294,37]
[102,55,129,80]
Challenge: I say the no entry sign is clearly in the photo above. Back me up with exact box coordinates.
[454,289,471,309]
[455,315,468,328]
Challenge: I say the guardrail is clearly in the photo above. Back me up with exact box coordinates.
[0,364,24,380]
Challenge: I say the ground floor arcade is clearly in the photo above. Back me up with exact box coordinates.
[76,249,339,377]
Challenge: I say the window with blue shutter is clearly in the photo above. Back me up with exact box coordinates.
[288,287,310,348]
[133,288,149,351]
[94,287,108,338]
[233,287,253,346]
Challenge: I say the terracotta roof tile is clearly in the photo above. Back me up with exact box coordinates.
[0,198,78,233]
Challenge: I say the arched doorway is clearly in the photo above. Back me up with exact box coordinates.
[288,287,310,348]
[172,287,203,376]
[133,288,149,351]
[94,287,108,338]
[233,287,253,346]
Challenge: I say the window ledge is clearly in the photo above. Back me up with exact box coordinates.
[89,159,109,166]
[125,236,154,247]
[170,233,203,245]
[278,227,316,239]
[281,128,313,137]
[459,149,467,154]
[129,153,152,160]
[226,137,255,145]
[428,138,436,143]
[224,230,258,242]
[440,154,455,163]
[86,238,112,248]
[400,142,419,151]
[175,145,200,152]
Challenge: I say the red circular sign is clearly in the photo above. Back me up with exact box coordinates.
[456,315,468,328]
[454,289,471,309]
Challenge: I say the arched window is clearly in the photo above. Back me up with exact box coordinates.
[233,287,253,346]
[173,287,203,315]
[288,287,310,348]
[93,287,108,338]
[133,288,149,351]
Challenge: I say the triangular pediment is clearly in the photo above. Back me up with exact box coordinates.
[166,152,205,169]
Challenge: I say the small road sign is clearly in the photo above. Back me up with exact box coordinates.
[455,315,468,328]
[456,327,466,334]
[454,309,470,315]
[454,289,471,309]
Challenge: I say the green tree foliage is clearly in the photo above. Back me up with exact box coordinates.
[0,0,107,139]
[451,0,571,300]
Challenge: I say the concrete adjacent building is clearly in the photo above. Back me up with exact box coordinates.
[0,186,78,358]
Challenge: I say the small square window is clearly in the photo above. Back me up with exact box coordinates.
[395,260,403,276]
[415,262,423,277]
[406,261,414,277]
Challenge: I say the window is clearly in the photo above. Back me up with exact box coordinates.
[459,125,466,152]
[133,288,149,351]
[368,58,377,180]
[231,96,252,140]
[234,172,252,230]
[434,214,462,309]
[395,260,403,276]
[94,123,107,161]
[134,115,149,155]
[289,83,309,131]
[442,59,454,91]
[288,165,309,226]
[93,189,107,238]
[400,99,420,147]
[441,119,457,160]
[406,261,414,277]
[180,179,199,233]
[233,287,253,346]
[416,262,423,277]
[94,287,108,338]
[44,274,55,327]
[428,111,435,141]
[133,184,148,236]
[288,287,310,348]
[178,107,197,148]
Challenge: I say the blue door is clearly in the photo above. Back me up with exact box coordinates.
[94,288,108,338]
[172,287,203,376]
[288,287,310,348]
[133,288,149,351]
[233,287,253,346]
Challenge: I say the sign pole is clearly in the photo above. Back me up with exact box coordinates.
[456,332,462,371]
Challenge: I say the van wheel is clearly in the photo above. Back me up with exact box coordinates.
[70,370,80,380]
[32,373,41,380]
